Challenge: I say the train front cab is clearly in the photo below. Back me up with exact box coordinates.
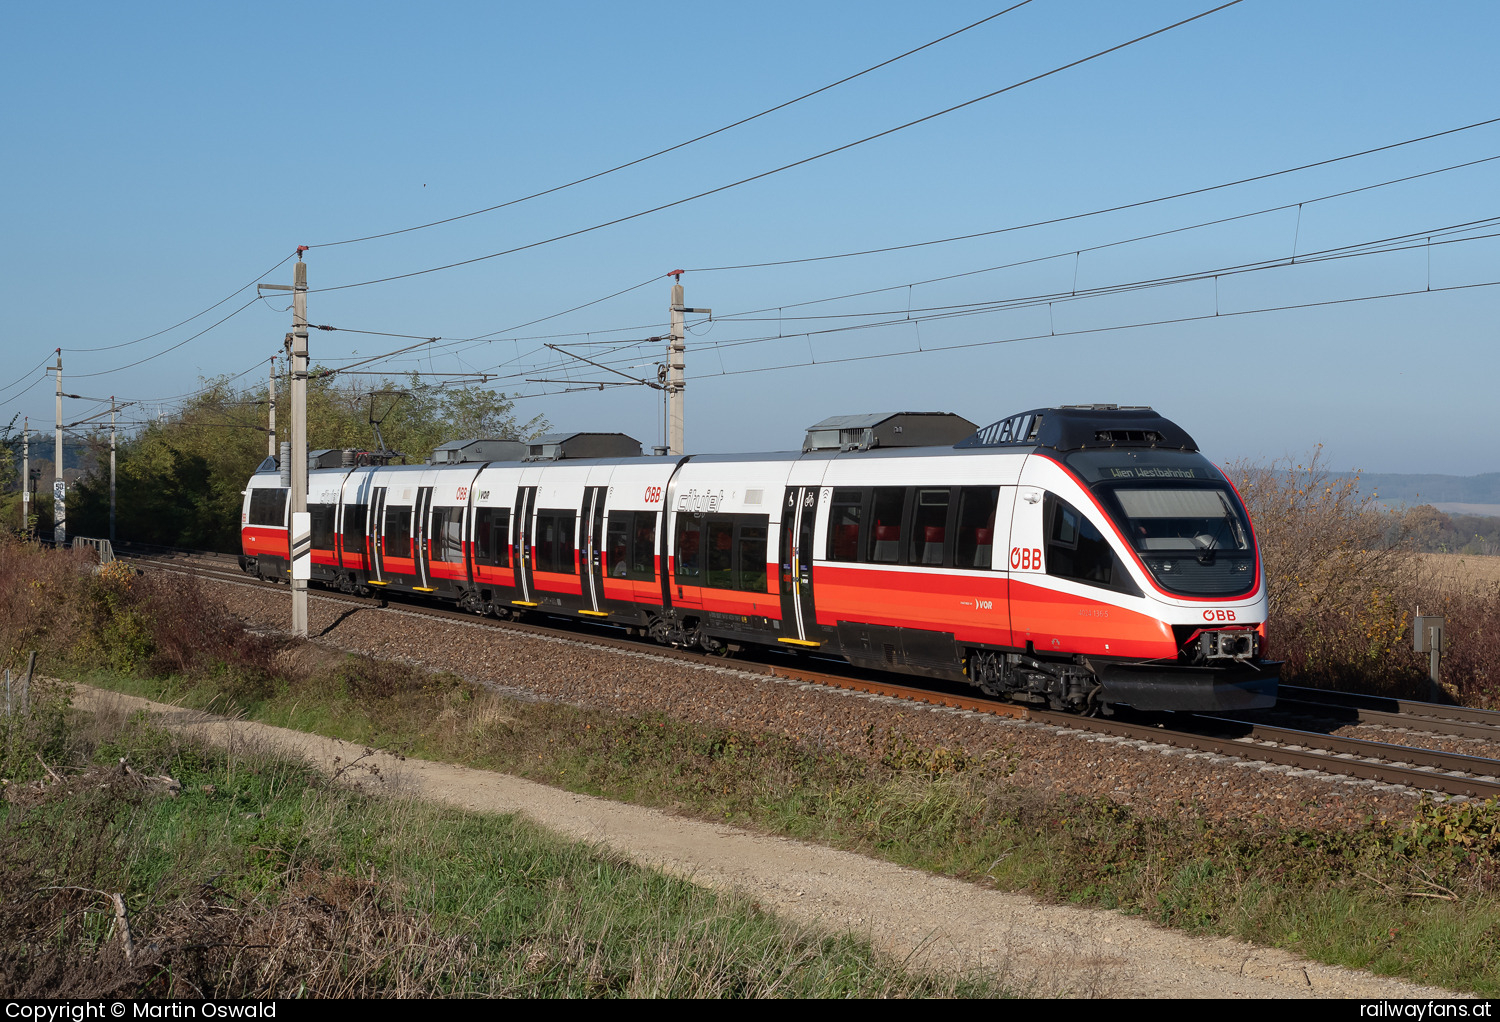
[1011,448,1277,712]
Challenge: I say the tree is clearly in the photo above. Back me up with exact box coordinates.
[67,375,548,552]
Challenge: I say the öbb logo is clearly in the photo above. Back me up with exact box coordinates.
[1203,609,1238,622]
[643,486,663,503]
[1009,547,1043,570]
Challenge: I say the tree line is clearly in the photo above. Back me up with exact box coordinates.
[2,372,548,553]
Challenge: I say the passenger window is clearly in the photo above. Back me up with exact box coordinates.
[384,507,412,559]
[706,517,734,589]
[432,506,465,562]
[535,510,576,574]
[474,508,509,567]
[737,520,768,592]
[908,489,951,566]
[1046,495,1113,587]
[309,505,336,551]
[675,515,702,580]
[343,505,367,554]
[607,513,631,578]
[867,488,905,564]
[632,514,657,580]
[954,488,998,569]
[827,490,863,562]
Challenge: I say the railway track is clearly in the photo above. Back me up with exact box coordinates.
[120,545,1500,800]
[1272,685,1500,742]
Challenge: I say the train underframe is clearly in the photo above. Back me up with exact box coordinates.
[239,553,1279,715]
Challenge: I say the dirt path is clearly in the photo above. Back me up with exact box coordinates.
[72,683,1461,999]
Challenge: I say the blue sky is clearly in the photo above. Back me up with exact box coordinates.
[2,0,1496,473]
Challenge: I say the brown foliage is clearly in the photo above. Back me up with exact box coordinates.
[1233,448,1500,703]
[0,536,282,691]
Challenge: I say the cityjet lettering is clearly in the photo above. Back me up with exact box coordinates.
[675,488,723,513]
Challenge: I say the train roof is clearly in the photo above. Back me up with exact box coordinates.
[248,406,1199,483]
[957,406,1197,453]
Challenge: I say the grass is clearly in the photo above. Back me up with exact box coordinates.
[0,692,1003,998]
[73,656,1500,996]
[6,538,1500,993]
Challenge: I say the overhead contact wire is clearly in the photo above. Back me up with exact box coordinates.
[307,3,1036,249]
[312,1,1246,294]
[688,116,1500,274]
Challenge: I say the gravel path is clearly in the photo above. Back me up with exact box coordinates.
[71,683,1462,999]
[204,577,1439,828]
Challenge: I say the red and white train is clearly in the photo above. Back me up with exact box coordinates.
[240,406,1278,714]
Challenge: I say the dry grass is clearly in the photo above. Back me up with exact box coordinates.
[1418,553,1500,596]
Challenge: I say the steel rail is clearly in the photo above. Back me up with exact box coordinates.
[1278,683,1500,729]
[123,548,1500,798]
[1268,698,1500,742]
[1183,713,1500,778]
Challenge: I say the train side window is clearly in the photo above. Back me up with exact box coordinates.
[248,488,287,527]
[675,515,702,580]
[908,488,951,566]
[343,505,366,554]
[736,516,769,592]
[954,487,998,569]
[631,514,657,580]
[827,489,863,562]
[867,488,905,564]
[475,507,510,567]
[606,512,631,578]
[309,505,336,551]
[535,510,576,574]
[432,506,465,562]
[384,507,412,559]
[1045,495,1113,587]
[705,517,734,589]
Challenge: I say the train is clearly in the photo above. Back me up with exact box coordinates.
[239,405,1279,714]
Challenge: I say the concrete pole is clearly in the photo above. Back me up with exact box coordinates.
[290,258,309,638]
[268,356,277,458]
[20,416,28,535]
[52,349,64,545]
[109,397,117,548]
[668,279,685,456]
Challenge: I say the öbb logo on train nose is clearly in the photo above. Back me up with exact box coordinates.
[1203,609,1238,622]
[1009,547,1043,570]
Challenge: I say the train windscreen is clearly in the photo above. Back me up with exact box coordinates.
[1065,450,1257,596]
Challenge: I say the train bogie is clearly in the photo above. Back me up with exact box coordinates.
[239,406,1278,713]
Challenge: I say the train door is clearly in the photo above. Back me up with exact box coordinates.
[512,485,538,606]
[367,486,387,585]
[778,486,820,646]
[1008,476,1049,651]
[580,486,608,616]
[413,486,435,591]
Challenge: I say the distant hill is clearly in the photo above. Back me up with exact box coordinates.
[1341,472,1500,507]
[6,434,93,474]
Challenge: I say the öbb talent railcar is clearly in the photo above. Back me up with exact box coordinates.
[239,406,1279,713]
